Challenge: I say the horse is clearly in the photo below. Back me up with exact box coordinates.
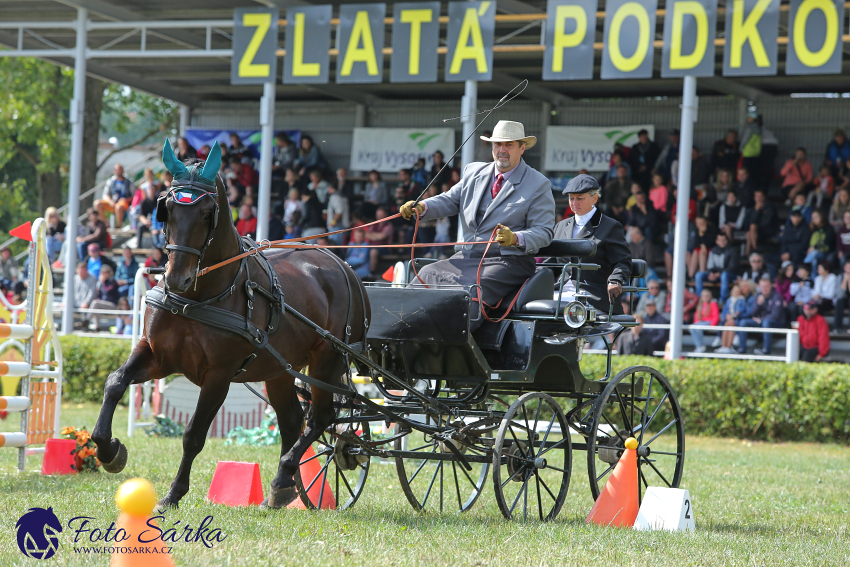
[92,140,370,509]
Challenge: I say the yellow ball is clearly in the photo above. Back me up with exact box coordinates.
[624,437,638,450]
[115,478,157,517]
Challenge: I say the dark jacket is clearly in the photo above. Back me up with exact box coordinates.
[553,207,632,314]
[706,243,739,273]
[617,329,655,356]
[753,290,786,325]
[780,222,811,265]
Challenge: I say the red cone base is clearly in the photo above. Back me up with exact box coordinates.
[41,438,78,475]
[206,461,264,506]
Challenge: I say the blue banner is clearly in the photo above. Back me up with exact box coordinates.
[184,129,301,161]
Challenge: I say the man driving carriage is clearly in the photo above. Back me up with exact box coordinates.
[400,120,556,330]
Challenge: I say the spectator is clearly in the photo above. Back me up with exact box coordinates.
[325,183,350,245]
[430,214,452,260]
[812,260,839,311]
[85,243,115,279]
[837,210,850,264]
[363,170,389,215]
[788,264,815,321]
[664,277,699,322]
[628,129,660,190]
[635,278,666,316]
[134,182,162,250]
[780,209,811,266]
[299,190,326,242]
[737,275,786,355]
[627,226,658,282]
[690,146,710,187]
[627,192,658,241]
[176,137,197,161]
[654,129,679,179]
[787,192,813,227]
[713,168,734,207]
[282,188,303,226]
[603,165,632,221]
[740,111,763,185]
[94,163,135,228]
[797,301,830,362]
[616,314,654,355]
[663,186,699,277]
[717,191,748,242]
[335,167,357,202]
[228,133,248,159]
[144,248,166,288]
[805,209,837,275]
[366,207,395,276]
[809,165,835,211]
[607,150,631,181]
[829,187,850,228]
[733,166,758,208]
[687,216,717,278]
[745,190,778,256]
[272,133,297,178]
[131,168,158,230]
[696,232,739,302]
[833,260,850,332]
[89,264,120,330]
[285,167,308,194]
[642,299,668,352]
[113,296,133,336]
[345,229,371,279]
[824,128,850,177]
[114,247,139,299]
[197,144,210,160]
[396,168,420,200]
[235,204,257,238]
[775,260,795,303]
[410,158,430,187]
[625,182,642,210]
[76,208,109,260]
[296,135,327,175]
[73,261,97,323]
[0,247,19,285]
[648,173,669,213]
[44,207,66,264]
[715,282,750,354]
[690,289,720,353]
[710,129,741,174]
[307,169,329,205]
[283,219,302,240]
[740,252,769,283]
[430,150,451,188]
[780,147,814,203]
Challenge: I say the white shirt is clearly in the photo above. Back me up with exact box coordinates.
[572,206,597,238]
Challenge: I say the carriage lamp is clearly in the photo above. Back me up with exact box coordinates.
[564,301,588,328]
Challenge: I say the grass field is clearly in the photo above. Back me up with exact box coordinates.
[0,403,848,566]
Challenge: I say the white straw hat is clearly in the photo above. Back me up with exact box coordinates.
[480,120,536,149]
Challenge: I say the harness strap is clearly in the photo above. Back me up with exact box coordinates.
[166,244,203,257]
[315,247,356,343]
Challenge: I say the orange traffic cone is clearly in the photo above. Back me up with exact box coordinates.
[111,479,175,567]
[586,437,640,528]
[287,445,336,510]
[381,266,395,282]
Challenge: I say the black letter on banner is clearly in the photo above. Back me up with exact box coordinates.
[723,0,780,77]
[337,4,386,84]
[283,5,331,84]
[787,0,844,75]
[231,8,278,85]
[391,2,440,83]
[543,0,598,81]
[601,0,658,79]
[445,1,495,82]
[662,0,717,78]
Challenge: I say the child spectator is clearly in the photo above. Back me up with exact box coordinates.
[649,173,669,213]
[805,209,837,275]
[775,260,795,303]
[624,182,642,210]
[780,209,811,267]
[282,188,303,225]
[812,260,839,311]
[788,264,815,321]
[345,229,370,280]
[687,216,717,278]
[690,289,720,353]
[833,260,850,332]
[797,301,830,362]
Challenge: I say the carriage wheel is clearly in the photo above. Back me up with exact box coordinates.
[295,420,371,510]
[585,365,685,501]
[492,392,571,521]
[394,413,490,513]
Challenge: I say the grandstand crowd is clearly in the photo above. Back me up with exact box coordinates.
[1,120,845,361]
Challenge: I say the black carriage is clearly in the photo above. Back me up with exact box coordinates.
[295,240,685,521]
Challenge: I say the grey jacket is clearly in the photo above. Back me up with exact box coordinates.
[420,160,555,255]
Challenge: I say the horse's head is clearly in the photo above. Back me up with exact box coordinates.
[158,139,224,292]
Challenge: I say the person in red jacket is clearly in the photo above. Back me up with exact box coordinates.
[690,288,720,352]
[797,301,830,362]
[236,203,258,238]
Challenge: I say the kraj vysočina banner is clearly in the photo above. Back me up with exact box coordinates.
[544,125,656,172]
[350,127,456,173]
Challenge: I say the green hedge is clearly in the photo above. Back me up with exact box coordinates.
[23,338,850,443]
[581,355,850,444]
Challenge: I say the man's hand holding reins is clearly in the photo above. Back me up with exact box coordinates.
[607,283,623,301]
[400,201,425,220]
[495,224,518,247]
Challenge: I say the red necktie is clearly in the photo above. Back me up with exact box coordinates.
[491,173,504,199]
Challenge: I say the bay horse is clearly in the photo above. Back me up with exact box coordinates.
[92,140,370,509]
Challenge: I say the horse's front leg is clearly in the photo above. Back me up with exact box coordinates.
[93,341,163,473]
[158,376,230,509]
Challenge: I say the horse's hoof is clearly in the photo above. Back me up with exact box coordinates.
[156,498,179,513]
[100,441,127,474]
[260,485,298,509]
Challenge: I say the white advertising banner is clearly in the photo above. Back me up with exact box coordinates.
[350,127,455,172]
[544,125,656,172]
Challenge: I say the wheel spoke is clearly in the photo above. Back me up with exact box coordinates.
[642,457,673,487]
[452,461,463,510]
[615,393,633,437]
[644,418,678,446]
[543,464,570,474]
[538,437,566,457]
[407,443,435,453]
[508,426,529,459]
[643,391,670,432]
[500,463,526,488]
[640,374,655,446]
[649,450,682,456]
[535,472,543,521]
[458,458,481,489]
[408,446,437,484]
[531,399,542,445]
[304,458,332,493]
[509,473,530,516]
[301,448,332,466]
[535,413,557,459]
[537,474,557,502]
[595,462,615,483]
[339,466,356,499]
[421,460,442,508]
[599,411,628,442]
[317,461,329,508]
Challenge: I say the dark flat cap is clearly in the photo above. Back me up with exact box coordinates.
[563,173,600,195]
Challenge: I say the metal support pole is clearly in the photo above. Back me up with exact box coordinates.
[62,8,88,336]
[256,81,276,242]
[461,80,478,169]
[538,102,551,174]
[179,104,190,136]
[669,76,698,360]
